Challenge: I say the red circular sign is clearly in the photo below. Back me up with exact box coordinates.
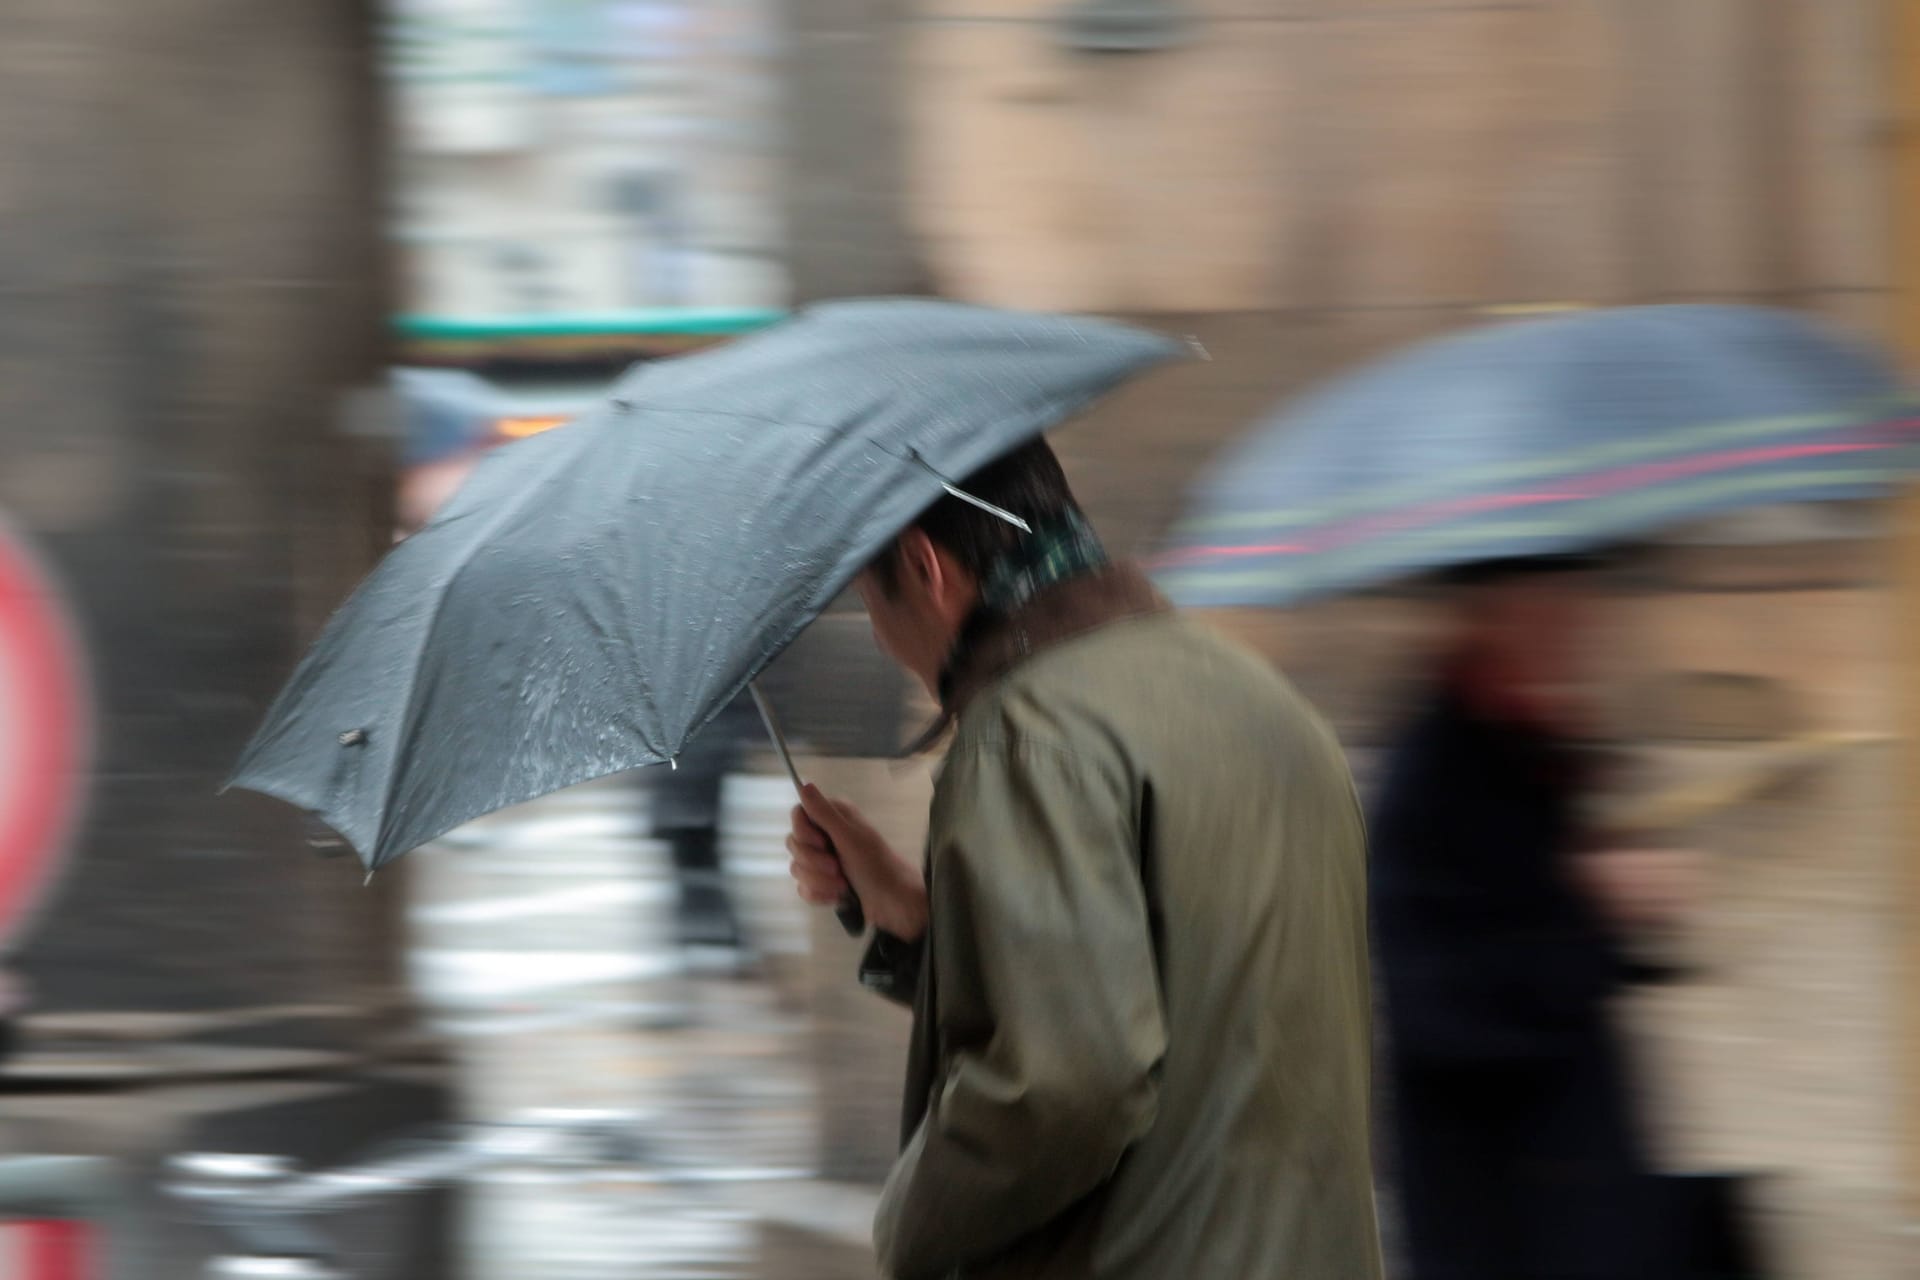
[0,521,90,948]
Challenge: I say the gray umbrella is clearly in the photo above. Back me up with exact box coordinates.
[1155,304,1918,608]
[229,299,1181,869]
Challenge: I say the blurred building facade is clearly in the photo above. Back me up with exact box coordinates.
[385,0,786,320]
[0,3,451,1275]
[0,0,412,1040]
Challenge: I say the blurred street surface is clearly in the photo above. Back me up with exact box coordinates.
[407,774,876,1280]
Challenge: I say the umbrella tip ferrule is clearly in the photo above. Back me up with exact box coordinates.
[669,756,678,771]
[363,868,375,887]
[1183,335,1212,362]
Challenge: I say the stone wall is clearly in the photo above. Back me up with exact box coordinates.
[899,0,1886,328]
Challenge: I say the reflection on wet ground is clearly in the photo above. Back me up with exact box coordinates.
[407,776,866,1279]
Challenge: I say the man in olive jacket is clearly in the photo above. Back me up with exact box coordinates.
[787,441,1380,1280]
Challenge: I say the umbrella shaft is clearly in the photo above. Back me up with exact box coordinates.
[747,681,866,937]
[747,680,806,794]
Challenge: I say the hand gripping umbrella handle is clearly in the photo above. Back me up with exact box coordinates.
[748,682,866,937]
[832,888,867,937]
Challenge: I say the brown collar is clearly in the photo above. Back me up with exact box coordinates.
[905,562,1171,753]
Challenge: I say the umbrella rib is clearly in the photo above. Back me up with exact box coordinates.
[901,448,1033,531]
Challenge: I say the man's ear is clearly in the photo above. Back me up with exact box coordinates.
[897,527,942,594]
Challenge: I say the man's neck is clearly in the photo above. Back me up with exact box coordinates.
[936,562,1167,718]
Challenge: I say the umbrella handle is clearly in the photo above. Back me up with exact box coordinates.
[749,681,867,938]
[833,891,867,937]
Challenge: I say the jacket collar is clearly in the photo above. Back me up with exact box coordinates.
[904,562,1171,752]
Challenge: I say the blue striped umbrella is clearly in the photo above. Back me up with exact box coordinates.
[1155,305,1919,608]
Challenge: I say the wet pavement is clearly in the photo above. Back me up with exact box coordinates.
[405,774,871,1279]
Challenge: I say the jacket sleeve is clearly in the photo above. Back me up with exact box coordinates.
[858,930,924,1008]
[874,737,1167,1280]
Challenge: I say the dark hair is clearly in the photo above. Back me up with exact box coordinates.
[869,438,1083,596]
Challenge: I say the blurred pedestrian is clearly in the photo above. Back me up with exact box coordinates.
[1369,554,1694,1280]
[786,440,1382,1279]
[392,366,499,541]
[648,690,755,961]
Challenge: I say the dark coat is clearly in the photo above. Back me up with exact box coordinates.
[1369,680,1675,1280]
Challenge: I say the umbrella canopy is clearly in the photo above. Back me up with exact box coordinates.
[1155,305,1918,608]
[231,299,1181,868]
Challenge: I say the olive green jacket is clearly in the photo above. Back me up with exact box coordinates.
[858,565,1381,1279]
